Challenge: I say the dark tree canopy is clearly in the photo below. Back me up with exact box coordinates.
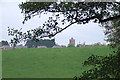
[25,39,55,48]
[0,41,9,46]
[68,43,75,47]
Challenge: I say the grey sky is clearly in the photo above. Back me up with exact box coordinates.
[0,1,107,46]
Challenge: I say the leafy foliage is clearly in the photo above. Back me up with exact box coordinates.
[79,54,120,79]
[103,19,120,48]
[68,43,75,47]
[25,39,55,48]
[0,41,9,46]
[77,11,120,80]
[8,2,120,45]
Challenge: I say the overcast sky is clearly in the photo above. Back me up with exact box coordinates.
[0,1,108,46]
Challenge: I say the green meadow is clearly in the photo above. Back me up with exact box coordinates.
[2,46,113,78]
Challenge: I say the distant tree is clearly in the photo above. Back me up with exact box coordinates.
[82,42,86,46]
[0,41,9,46]
[68,43,75,47]
[76,44,81,47]
[25,39,55,48]
[93,42,101,46]
[76,44,80,47]
[0,42,1,47]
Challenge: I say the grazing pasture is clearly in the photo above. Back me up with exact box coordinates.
[2,46,113,78]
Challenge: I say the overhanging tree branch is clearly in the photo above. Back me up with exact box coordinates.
[100,15,120,22]
[49,21,77,37]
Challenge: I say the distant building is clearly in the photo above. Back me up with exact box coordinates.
[52,45,61,48]
[24,46,28,48]
[61,45,66,47]
[77,44,82,47]
[37,46,47,48]
[15,46,24,49]
[0,45,13,50]
[0,47,3,50]
[69,37,75,46]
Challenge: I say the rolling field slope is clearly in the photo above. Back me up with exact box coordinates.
[2,46,113,78]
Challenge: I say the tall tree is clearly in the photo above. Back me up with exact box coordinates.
[78,18,120,79]
[77,7,120,79]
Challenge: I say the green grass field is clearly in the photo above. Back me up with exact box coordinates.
[2,46,113,78]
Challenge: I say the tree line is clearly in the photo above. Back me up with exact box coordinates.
[25,39,55,48]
